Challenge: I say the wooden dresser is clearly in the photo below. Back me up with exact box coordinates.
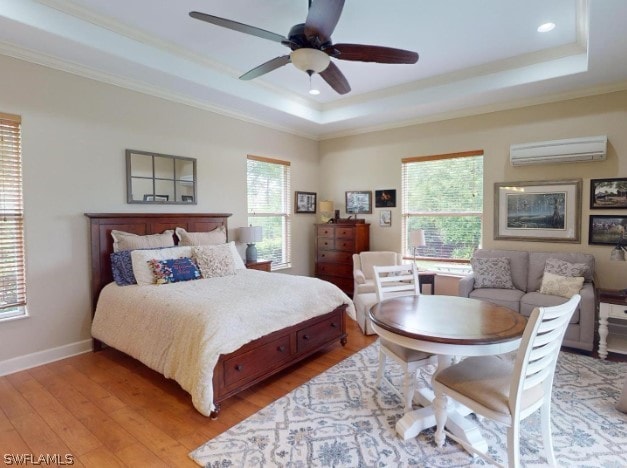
[315,223,370,296]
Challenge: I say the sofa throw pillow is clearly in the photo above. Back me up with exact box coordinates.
[111,229,175,252]
[193,244,236,278]
[539,271,584,298]
[148,257,201,284]
[131,246,193,285]
[471,257,515,289]
[110,250,137,286]
[544,258,589,279]
[175,226,227,246]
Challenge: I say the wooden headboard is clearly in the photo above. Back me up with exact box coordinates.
[84,213,231,313]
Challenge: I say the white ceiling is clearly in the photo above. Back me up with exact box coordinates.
[1,0,627,139]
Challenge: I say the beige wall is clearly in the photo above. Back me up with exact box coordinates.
[320,91,627,290]
[0,55,320,365]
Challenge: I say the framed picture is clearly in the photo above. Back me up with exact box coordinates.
[379,209,392,227]
[345,191,372,214]
[375,189,396,208]
[143,194,169,202]
[494,179,582,242]
[589,215,627,245]
[590,178,627,209]
[295,191,317,214]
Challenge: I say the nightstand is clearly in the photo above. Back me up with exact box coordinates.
[598,289,627,359]
[245,260,272,272]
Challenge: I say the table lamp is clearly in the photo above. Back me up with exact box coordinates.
[410,229,426,264]
[319,200,334,223]
[239,225,263,263]
[610,238,626,262]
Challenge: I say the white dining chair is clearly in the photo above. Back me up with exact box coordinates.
[373,263,434,414]
[432,294,581,467]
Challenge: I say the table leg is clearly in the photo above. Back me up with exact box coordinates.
[599,312,608,360]
[395,354,488,454]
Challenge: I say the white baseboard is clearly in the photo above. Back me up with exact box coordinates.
[0,339,93,377]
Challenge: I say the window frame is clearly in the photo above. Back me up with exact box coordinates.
[246,155,291,270]
[401,150,484,271]
[0,112,27,321]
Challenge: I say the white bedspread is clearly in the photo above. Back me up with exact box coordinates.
[91,269,355,416]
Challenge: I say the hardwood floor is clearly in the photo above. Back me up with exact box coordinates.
[0,320,376,467]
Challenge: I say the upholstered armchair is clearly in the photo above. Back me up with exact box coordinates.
[352,251,402,334]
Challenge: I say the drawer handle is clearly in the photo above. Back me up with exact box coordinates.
[330,322,338,328]
[303,334,310,340]
[235,364,244,372]
[277,345,286,352]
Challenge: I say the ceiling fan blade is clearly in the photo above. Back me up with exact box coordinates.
[319,61,351,95]
[304,0,345,45]
[190,11,288,44]
[239,55,291,80]
[333,43,419,64]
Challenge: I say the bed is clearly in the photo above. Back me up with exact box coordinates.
[85,213,352,418]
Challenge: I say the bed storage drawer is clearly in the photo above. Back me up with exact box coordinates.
[297,313,343,353]
[223,335,292,387]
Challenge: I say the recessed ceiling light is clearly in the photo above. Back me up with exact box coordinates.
[537,22,556,33]
[309,88,320,96]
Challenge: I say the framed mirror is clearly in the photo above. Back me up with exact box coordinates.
[126,149,197,204]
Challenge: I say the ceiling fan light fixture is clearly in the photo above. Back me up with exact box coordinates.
[537,22,556,33]
[308,73,321,95]
[290,48,330,74]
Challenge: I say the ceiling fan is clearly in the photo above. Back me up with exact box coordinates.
[189,0,419,95]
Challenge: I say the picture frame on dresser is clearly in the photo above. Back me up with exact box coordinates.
[590,178,627,209]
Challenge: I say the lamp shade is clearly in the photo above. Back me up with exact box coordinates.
[410,229,426,247]
[610,245,626,261]
[290,48,330,73]
[239,226,262,244]
[319,200,334,213]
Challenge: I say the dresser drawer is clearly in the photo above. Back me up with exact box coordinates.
[316,262,353,277]
[334,227,355,239]
[607,303,627,321]
[317,237,335,250]
[317,250,353,264]
[223,335,292,387]
[297,314,343,353]
[317,226,335,238]
[335,238,356,251]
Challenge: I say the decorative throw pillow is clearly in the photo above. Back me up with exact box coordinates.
[148,257,201,284]
[130,246,193,285]
[544,258,589,279]
[539,271,584,298]
[175,226,227,246]
[471,257,515,289]
[111,229,175,252]
[193,244,236,278]
[110,250,136,286]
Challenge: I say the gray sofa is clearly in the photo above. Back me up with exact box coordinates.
[459,249,596,352]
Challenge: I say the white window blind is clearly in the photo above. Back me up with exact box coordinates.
[247,155,291,269]
[402,150,483,262]
[0,113,26,320]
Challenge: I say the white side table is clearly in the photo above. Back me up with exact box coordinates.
[598,290,627,359]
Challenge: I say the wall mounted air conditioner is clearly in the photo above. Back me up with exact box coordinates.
[510,135,607,166]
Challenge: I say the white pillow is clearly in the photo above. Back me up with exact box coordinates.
[111,229,175,252]
[192,244,236,278]
[175,226,227,246]
[130,246,193,285]
[228,241,246,270]
[539,271,584,298]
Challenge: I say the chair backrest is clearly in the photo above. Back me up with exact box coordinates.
[373,264,421,301]
[509,294,581,414]
[356,251,402,279]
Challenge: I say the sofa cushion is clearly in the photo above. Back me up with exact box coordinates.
[520,292,580,324]
[472,249,529,291]
[528,252,594,292]
[471,257,515,289]
[544,258,589,279]
[469,288,524,312]
[539,271,584,298]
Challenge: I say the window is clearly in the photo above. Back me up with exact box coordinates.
[402,150,483,269]
[247,155,291,269]
[0,113,26,320]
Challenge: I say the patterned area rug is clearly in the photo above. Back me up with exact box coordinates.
[190,342,627,467]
